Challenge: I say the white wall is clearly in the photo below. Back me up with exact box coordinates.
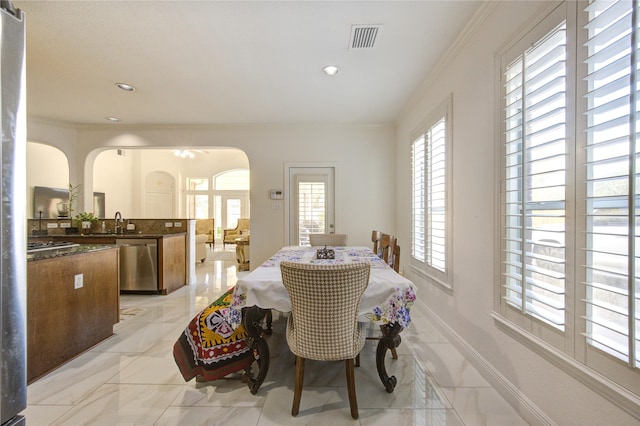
[135,148,249,218]
[90,148,250,218]
[29,2,635,423]
[26,121,396,269]
[395,1,637,424]
[26,142,69,218]
[93,149,136,217]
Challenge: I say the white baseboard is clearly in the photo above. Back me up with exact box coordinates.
[413,299,555,426]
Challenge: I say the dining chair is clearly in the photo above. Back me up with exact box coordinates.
[367,237,400,359]
[391,244,400,273]
[382,240,400,273]
[371,230,381,254]
[377,233,397,264]
[308,233,348,246]
[280,261,370,419]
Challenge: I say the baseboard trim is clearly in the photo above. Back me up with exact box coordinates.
[413,300,554,425]
[491,312,640,420]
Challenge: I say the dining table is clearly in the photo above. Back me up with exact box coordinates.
[227,245,417,394]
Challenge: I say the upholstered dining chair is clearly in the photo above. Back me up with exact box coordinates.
[308,233,348,246]
[280,261,370,419]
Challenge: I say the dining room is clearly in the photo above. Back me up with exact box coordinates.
[22,239,525,425]
[12,0,640,424]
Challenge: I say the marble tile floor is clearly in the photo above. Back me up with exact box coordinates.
[21,248,527,425]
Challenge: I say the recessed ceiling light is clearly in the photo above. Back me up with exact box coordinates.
[105,117,120,122]
[322,65,339,76]
[115,82,135,92]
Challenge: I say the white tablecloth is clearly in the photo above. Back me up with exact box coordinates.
[228,246,417,329]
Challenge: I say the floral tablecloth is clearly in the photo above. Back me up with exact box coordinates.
[228,246,416,329]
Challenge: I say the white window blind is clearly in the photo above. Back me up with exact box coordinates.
[498,0,640,406]
[412,112,448,276]
[297,181,326,246]
[583,0,638,365]
[502,21,568,329]
[412,135,426,261]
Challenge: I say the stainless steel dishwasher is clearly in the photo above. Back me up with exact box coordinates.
[116,239,158,292]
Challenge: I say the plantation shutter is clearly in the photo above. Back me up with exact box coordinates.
[412,135,426,261]
[426,118,447,272]
[412,116,447,273]
[502,21,568,328]
[297,180,326,246]
[583,0,639,365]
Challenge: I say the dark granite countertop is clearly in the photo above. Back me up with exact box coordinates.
[27,244,118,261]
[29,232,185,239]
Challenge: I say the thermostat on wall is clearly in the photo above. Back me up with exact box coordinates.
[270,189,283,199]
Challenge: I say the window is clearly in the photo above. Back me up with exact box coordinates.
[297,178,327,247]
[213,169,250,236]
[214,169,250,190]
[498,0,640,402]
[185,178,209,219]
[187,177,208,191]
[502,20,568,330]
[583,0,638,367]
[183,170,250,231]
[411,98,452,287]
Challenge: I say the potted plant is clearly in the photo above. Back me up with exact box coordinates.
[67,182,80,218]
[64,183,81,234]
[74,212,99,233]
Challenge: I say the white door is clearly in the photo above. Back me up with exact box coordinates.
[286,166,335,246]
[144,171,175,218]
[215,194,250,231]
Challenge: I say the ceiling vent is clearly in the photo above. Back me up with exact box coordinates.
[349,24,382,50]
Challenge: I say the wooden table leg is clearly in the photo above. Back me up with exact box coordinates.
[241,306,270,394]
[376,322,402,393]
[264,310,273,335]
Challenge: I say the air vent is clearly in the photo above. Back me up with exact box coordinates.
[349,24,382,50]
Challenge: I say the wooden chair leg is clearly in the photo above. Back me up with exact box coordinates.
[355,353,360,367]
[391,348,398,360]
[292,356,305,416]
[345,358,359,419]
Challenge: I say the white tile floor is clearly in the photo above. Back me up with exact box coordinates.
[22,247,527,425]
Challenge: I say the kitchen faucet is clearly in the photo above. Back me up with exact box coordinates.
[114,211,122,234]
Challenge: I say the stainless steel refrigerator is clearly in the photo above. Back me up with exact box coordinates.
[0,1,26,425]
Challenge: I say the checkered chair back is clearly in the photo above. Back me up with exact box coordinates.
[309,233,348,247]
[280,261,370,361]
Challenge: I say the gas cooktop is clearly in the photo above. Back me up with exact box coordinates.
[27,241,79,253]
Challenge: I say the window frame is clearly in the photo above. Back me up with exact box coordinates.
[410,95,454,290]
[498,2,575,351]
[495,0,640,412]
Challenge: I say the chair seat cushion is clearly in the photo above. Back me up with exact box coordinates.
[285,314,366,361]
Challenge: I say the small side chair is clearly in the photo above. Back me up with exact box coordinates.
[280,261,370,419]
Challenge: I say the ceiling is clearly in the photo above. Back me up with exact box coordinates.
[13,1,482,126]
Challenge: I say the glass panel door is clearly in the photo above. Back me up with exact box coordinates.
[219,194,250,233]
[287,166,335,246]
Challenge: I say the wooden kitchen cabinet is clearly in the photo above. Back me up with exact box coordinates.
[29,233,187,295]
[158,233,186,295]
[27,247,119,383]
